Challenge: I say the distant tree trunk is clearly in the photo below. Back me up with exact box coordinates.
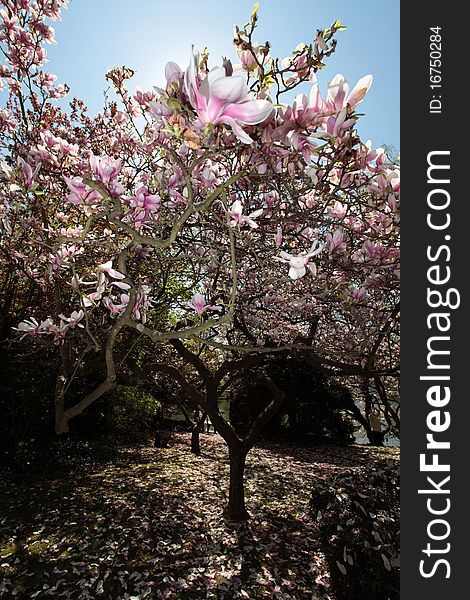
[190,411,206,455]
[374,374,400,438]
[360,377,375,443]
[225,442,249,521]
[190,427,201,455]
[176,401,207,455]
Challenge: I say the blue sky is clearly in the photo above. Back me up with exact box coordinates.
[46,0,399,151]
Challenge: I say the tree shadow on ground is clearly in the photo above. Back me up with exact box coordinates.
[0,434,398,599]
[254,437,398,468]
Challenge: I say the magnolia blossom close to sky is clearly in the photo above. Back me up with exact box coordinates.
[44,0,400,150]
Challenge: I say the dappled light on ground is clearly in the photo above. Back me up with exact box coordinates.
[0,434,399,599]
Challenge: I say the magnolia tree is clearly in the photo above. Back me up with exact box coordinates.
[1,2,400,519]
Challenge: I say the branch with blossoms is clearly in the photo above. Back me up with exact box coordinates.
[2,2,399,446]
[0,0,70,140]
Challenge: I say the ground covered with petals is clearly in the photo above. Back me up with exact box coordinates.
[0,434,399,600]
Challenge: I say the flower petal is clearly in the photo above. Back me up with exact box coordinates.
[223,99,273,125]
[289,265,306,279]
[230,200,243,216]
[165,61,182,86]
[110,281,131,290]
[347,75,373,108]
[327,74,349,110]
[205,76,248,122]
[209,74,247,104]
[184,48,207,111]
[218,116,254,144]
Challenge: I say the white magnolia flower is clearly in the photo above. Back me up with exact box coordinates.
[275,241,323,280]
[58,310,85,329]
[227,200,263,228]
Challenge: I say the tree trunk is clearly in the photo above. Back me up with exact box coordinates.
[348,399,374,444]
[374,374,400,437]
[225,444,249,521]
[190,429,201,455]
[360,377,375,444]
[190,411,206,455]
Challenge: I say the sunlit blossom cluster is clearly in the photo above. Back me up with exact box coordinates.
[1,1,399,389]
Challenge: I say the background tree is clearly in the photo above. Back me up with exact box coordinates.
[229,353,355,445]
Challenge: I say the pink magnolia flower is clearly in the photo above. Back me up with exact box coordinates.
[0,9,19,31]
[13,317,66,341]
[184,49,273,144]
[362,240,383,258]
[64,177,101,206]
[351,287,367,302]
[274,87,324,139]
[126,186,161,226]
[40,130,60,150]
[90,155,122,184]
[275,241,323,280]
[70,274,97,290]
[103,295,128,316]
[129,186,161,212]
[133,245,152,257]
[17,157,40,189]
[104,284,152,322]
[98,260,126,280]
[326,73,373,111]
[300,190,316,209]
[328,200,348,219]
[326,228,347,253]
[191,293,206,314]
[190,293,222,315]
[227,200,263,228]
[277,73,372,142]
[0,109,17,132]
[285,130,316,161]
[133,284,153,323]
[165,61,183,88]
[29,144,53,163]
[133,86,157,105]
[149,97,174,122]
[41,319,67,342]
[109,280,131,291]
[281,43,316,82]
[359,140,386,169]
[81,262,126,308]
[83,282,106,307]
[236,46,260,72]
[385,169,400,193]
[48,252,64,275]
[386,194,397,213]
[324,106,356,138]
[38,71,57,89]
[196,163,220,188]
[49,84,69,99]
[264,190,280,207]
